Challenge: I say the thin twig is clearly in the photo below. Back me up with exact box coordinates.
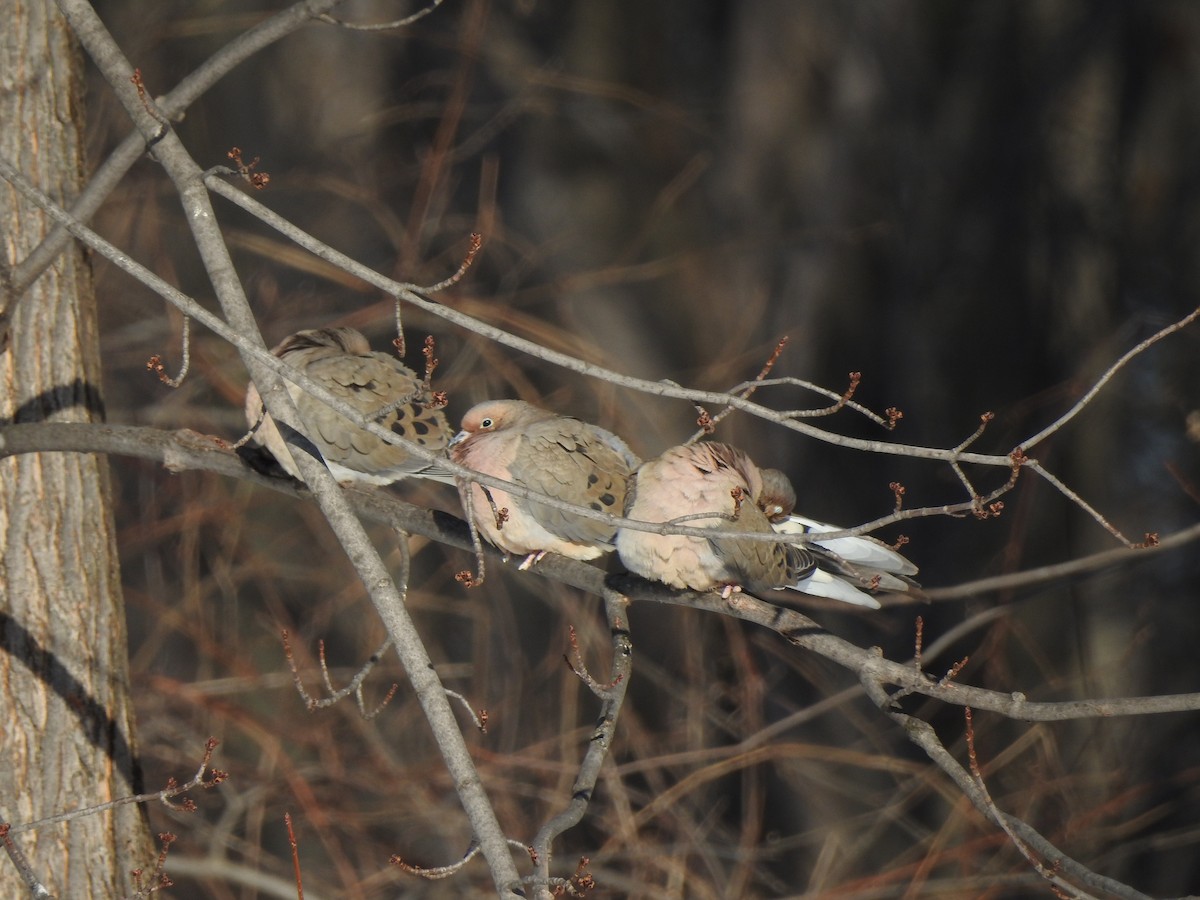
[1021,305,1200,452]
[284,813,304,900]
[1025,460,1134,546]
[529,587,633,888]
[444,689,488,733]
[686,336,790,440]
[453,481,490,588]
[963,708,1101,899]
[564,625,625,698]
[419,231,483,293]
[284,631,399,716]
[145,316,191,387]
[319,0,446,31]
[9,738,226,834]
[130,832,177,897]
[391,842,480,880]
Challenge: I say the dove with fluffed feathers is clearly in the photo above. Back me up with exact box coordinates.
[244,327,453,485]
[449,399,641,567]
[616,441,918,608]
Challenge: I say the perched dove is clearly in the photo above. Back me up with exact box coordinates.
[243,327,453,485]
[449,399,641,567]
[616,442,918,608]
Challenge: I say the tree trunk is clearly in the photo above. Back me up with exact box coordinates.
[0,1,153,895]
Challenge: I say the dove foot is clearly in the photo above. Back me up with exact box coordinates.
[518,550,548,571]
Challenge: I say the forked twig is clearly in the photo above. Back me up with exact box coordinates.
[9,738,226,835]
[130,832,176,897]
[226,146,270,189]
[763,372,890,426]
[564,625,625,697]
[283,631,400,718]
[780,370,869,420]
[687,336,790,441]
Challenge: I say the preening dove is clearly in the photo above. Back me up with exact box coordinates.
[244,327,453,485]
[616,442,918,608]
[449,399,641,566]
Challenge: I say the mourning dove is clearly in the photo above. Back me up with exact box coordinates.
[616,442,918,608]
[449,399,641,567]
[243,327,453,485]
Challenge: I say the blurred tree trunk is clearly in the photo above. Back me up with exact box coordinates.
[0,1,152,895]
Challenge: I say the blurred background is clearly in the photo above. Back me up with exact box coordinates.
[85,1,1200,896]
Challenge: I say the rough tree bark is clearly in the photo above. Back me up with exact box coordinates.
[0,1,153,895]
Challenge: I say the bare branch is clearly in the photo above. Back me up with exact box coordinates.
[859,678,1151,899]
[9,738,226,834]
[530,586,634,886]
[319,0,447,31]
[1020,304,1200,452]
[14,0,347,297]
[52,1,524,891]
[0,822,53,899]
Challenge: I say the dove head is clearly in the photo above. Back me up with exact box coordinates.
[757,468,797,522]
[450,399,554,447]
[453,400,556,444]
[273,326,371,358]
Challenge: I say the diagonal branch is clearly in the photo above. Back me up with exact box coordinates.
[52,0,524,893]
[10,0,348,299]
[1020,304,1200,453]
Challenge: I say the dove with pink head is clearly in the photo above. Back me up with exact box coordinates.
[449,399,640,569]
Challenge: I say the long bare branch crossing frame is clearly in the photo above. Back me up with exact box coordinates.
[0,2,1197,898]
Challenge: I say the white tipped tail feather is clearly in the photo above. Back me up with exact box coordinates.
[617,442,919,607]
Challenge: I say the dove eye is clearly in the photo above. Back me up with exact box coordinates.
[480,417,494,429]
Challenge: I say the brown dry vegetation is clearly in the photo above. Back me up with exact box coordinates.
[5,2,1200,897]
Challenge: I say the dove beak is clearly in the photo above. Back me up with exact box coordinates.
[448,430,469,449]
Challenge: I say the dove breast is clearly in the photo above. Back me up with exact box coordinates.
[617,442,791,594]
[449,399,640,560]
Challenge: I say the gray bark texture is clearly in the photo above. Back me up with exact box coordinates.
[0,1,152,896]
